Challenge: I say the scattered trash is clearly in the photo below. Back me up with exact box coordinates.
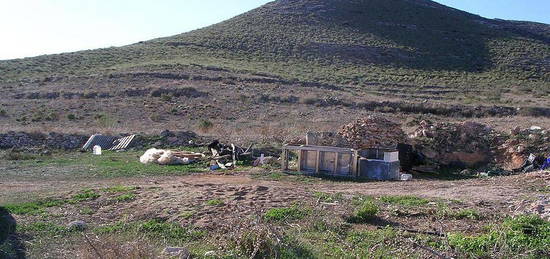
[400,174,413,181]
[542,157,550,170]
[207,140,254,170]
[516,153,546,173]
[92,145,102,155]
[253,154,276,167]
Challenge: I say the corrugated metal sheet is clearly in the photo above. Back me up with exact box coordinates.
[82,135,117,150]
[110,135,136,150]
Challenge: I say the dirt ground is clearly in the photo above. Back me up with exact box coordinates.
[2,170,547,224]
[1,155,549,258]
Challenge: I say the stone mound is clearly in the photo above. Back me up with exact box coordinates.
[337,116,406,149]
[409,120,499,168]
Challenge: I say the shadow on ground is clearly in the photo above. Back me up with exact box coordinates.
[0,207,26,259]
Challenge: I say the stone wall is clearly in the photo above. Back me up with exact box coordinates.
[0,132,88,150]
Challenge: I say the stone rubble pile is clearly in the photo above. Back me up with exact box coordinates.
[337,115,406,149]
[409,120,500,168]
[496,126,550,171]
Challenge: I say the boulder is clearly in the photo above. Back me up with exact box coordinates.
[67,220,87,231]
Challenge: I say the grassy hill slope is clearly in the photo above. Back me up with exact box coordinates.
[1,0,548,89]
[0,0,548,137]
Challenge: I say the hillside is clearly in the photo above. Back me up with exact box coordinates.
[0,0,549,137]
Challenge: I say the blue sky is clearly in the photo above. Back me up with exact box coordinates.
[0,0,548,60]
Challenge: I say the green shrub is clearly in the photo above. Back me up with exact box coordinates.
[348,200,379,223]
[67,114,77,120]
[198,120,214,132]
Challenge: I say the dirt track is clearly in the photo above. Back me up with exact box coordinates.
[1,171,545,206]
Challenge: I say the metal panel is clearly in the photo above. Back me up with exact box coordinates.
[360,160,400,180]
[110,135,136,150]
[82,135,116,150]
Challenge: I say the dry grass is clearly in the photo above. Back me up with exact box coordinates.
[77,234,156,259]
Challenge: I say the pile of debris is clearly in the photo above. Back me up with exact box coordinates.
[496,126,550,171]
[337,116,406,149]
[409,120,499,168]
[140,148,204,165]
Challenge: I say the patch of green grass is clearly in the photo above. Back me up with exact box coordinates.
[94,221,131,234]
[70,189,100,202]
[36,151,208,178]
[102,185,137,193]
[264,206,310,222]
[17,222,68,236]
[379,195,430,206]
[447,209,482,220]
[346,227,398,256]
[138,219,205,241]
[251,171,318,184]
[348,200,379,223]
[115,193,136,202]
[205,199,224,206]
[180,211,195,219]
[3,152,37,161]
[79,207,95,215]
[3,189,103,215]
[95,219,205,243]
[448,215,550,258]
[313,192,343,203]
[3,199,64,215]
